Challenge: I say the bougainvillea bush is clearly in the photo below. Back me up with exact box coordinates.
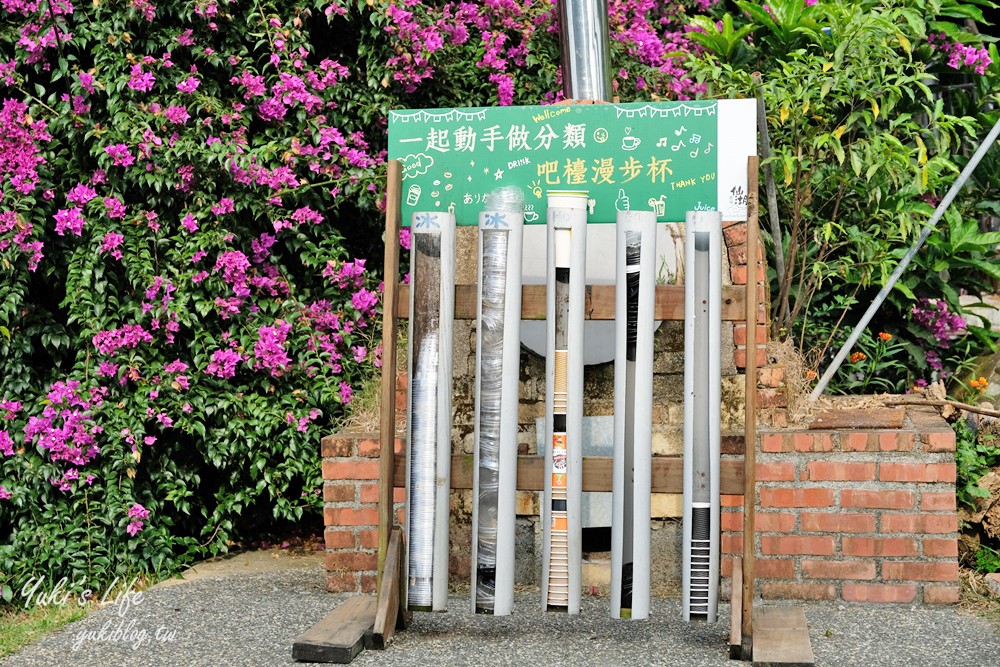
[0,0,714,603]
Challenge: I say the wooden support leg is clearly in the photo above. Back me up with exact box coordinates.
[730,556,743,660]
[372,527,403,649]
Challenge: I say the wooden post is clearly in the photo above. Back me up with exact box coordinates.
[741,156,760,658]
[377,160,402,592]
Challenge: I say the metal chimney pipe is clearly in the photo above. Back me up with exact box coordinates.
[559,0,612,101]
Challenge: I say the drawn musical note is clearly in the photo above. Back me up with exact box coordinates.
[704,143,714,154]
[689,134,702,145]
[674,126,687,136]
[671,140,686,151]
[690,149,699,158]
[656,137,668,148]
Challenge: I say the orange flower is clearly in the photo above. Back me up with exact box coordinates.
[805,370,818,380]
[878,332,892,342]
[970,377,990,393]
[850,351,867,363]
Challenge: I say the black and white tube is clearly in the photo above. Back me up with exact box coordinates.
[542,191,587,613]
[682,210,722,622]
[611,210,655,620]
[472,189,524,615]
[406,211,455,612]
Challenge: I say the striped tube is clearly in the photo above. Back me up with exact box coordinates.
[543,191,587,613]
[406,211,456,613]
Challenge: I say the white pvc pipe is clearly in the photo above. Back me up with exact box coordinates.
[405,211,455,612]
[543,191,587,614]
[682,210,721,623]
[611,211,655,620]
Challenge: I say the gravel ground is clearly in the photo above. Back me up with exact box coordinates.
[4,564,999,667]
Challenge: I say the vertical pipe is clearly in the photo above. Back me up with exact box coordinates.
[472,194,524,616]
[682,210,722,623]
[611,211,655,620]
[406,211,455,613]
[559,0,612,101]
[543,191,587,613]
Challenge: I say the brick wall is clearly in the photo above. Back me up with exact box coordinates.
[321,432,405,594]
[721,406,959,604]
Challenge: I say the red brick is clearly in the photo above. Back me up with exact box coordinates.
[760,487,835,508]
[792,433,834,452]
[924,431,956,452]
[326,550,377,572]
[321,435,355,457]
[879,431,915,452]
[357,438,381,458]
[326,572,358,593]
[757,512,797,532]
[323,483,355,503]
[761,535,836,556]
[923,585,960,604]
[757,462,795,481]
[921,492,957,512]
[360,574,377,594]
[729,242,748,267]
[359,529,379,550]
[756,558,796,579]
[805,461,877,482]
[731,264,748,284]
[722,533,743,554]
[883,561,959,582]
[322,459,380,481]
[842,583,916,603]
[801,512,875,534]
[762,434,786,453]
[842,537,917,557]
[360,484,379,503]
[757,388,788,408]
[802,560,876,580]
[758,366,785,388]
[841,432,871,451]
[722,556,735,577]
[734,324,768,346]
[881,513,958,534]
[841,489,914,510]
[723,222,747,246]
[762,582,836,601]
[923,538,958,558]
[734,347,767,369]
[721,512,744,531]
[879,462,956,483]
[324,529,356,550]
[721,494,744,507]
[324,506,379,527]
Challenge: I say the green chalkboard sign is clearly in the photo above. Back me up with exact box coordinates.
[388,100,756,225]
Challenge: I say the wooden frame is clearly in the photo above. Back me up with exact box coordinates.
[375,157,760,653]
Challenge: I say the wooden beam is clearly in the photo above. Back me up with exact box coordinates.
[752,606,815,666]
[730,556,744,660]
[377,160,402,593]
[371,527,402,650]
[395,283,747,321]
[742,155,760,655]
[392,454,745,495]
[291,595,377,664]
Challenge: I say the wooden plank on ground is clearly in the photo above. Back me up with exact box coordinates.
[372,528,402,650]
[730,556,744,660]
[396,283,747,321]
[392,454,745,494]
[292,595,377,664]
[752,606,815,667]
[807,408,905,430]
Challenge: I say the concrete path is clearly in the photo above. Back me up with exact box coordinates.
[4,554,999,666]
